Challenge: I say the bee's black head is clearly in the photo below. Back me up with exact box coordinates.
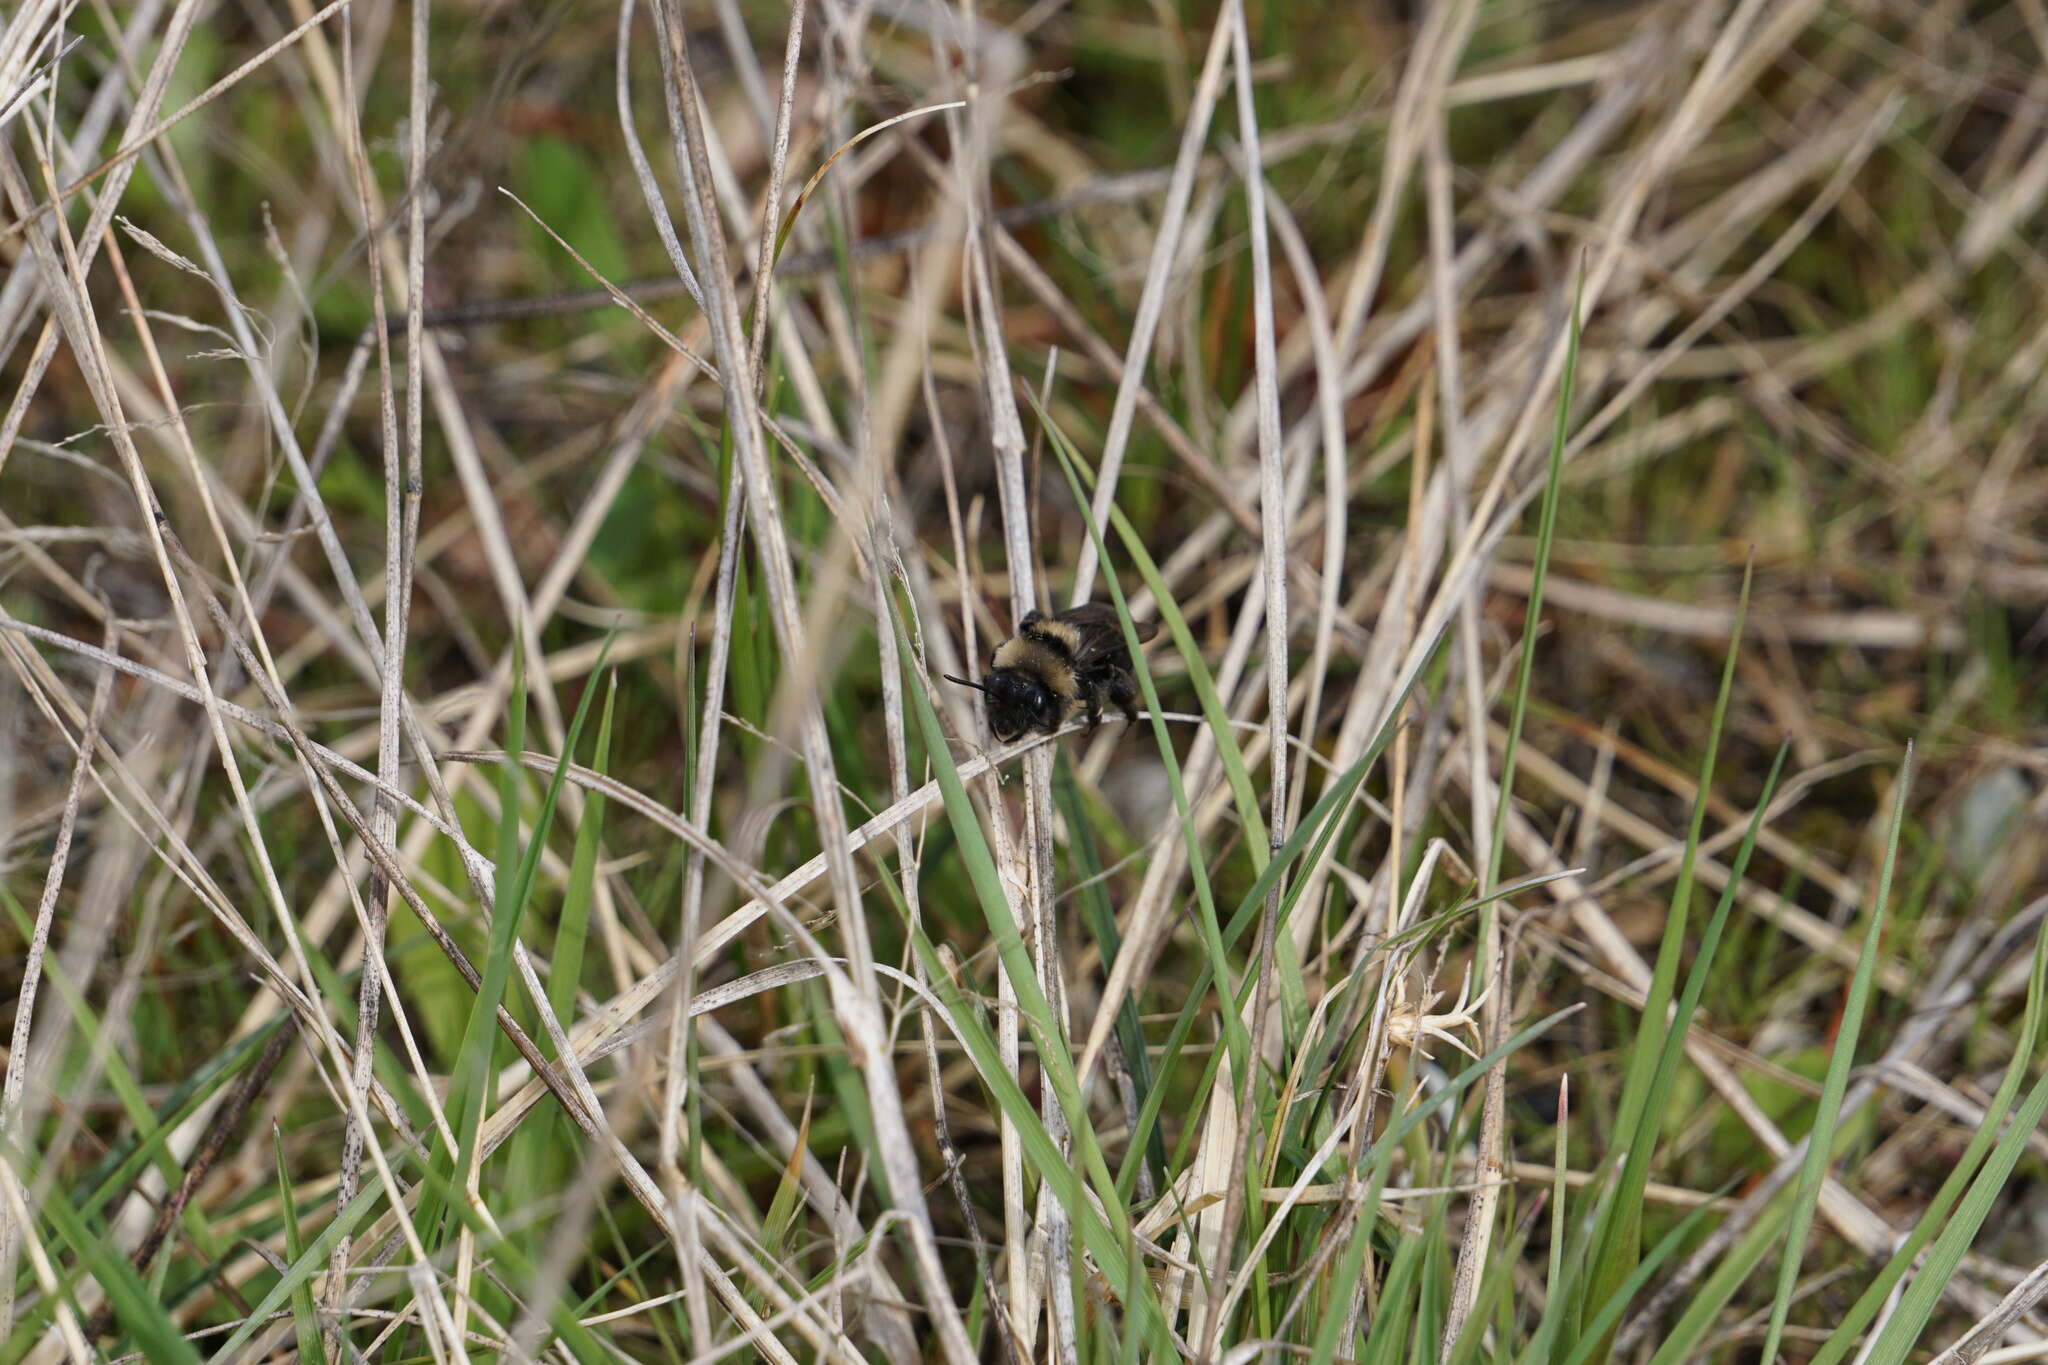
[945,670,1063,742]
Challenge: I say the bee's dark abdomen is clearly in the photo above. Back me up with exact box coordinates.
[1020,616,1085,661]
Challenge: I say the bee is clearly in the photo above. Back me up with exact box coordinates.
[946,603,1158,743]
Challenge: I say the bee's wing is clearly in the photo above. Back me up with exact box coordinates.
[1055,602,1157,668]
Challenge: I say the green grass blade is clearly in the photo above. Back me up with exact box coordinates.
[204,1184,382,1359]
[1558,1188,1730,1365]
[8,1146,201,1365]
[1052,754,1166,1192]
[1357,1195,1431,1365]
[445,638,611,1208]
[1308,1141,1399,1365]
[274,1122,327,1365]
[1305,1006,1578,1365]
[1513,1077,1572,1365]
[1644,1189,1798,1365]
[1116,707,1411,1202]
[0,889,276,1235]
[1547,740,1789,1355]
[759,1090,813,1276]
[1486,269,1582,893]
[1757,744,1915,1363]
[550,671,616,1029]
[1578,557,1756,1349]
[1805,915,2048,1365]
[1849,938,2048,1360]
[1036,420,1254,1082]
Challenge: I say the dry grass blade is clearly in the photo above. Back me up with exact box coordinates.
[0,615,113,1339]
[1068,5,1235,604]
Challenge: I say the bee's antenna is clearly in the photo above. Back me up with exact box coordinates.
[943,674,989,694]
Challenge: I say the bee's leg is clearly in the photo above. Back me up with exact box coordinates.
[1084,684,1103,729]
[1109,668,1140,725]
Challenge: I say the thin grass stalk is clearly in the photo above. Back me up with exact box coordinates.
[1069,2,1234,603]
[933,22,1077,1352]
[1414,11,1506,1342]
[0,621,112,1339]
[1261,190,1347,848]
[618,0,702,308]
[1234,0,1289,941]
[1193,5,1288,1353]
[395,0,429,1003]
[664,424,745,1360]
[662,3,803,1347]
[1925,1247,2048,1362]
[620,1,744,1346]
[647,8,974,1358]
[330,8,406,1346]
[1443,264,1581,1354]
[840,98,933,1362]
[397,0,429,853]
[748,0,805,387]
[0,1158,94,1362]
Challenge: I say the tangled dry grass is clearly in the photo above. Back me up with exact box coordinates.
[3,0,2047,1361]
